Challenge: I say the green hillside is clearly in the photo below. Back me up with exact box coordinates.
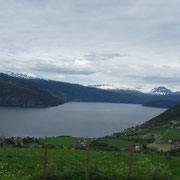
[96,104,180,153]
[0,80,64,107]
[142,103,180,128]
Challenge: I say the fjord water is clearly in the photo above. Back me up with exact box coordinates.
[0,102,166,137]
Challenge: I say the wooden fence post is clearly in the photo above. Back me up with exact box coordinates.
[85,142,90,180]
[43,144,48,180]
[128,141,134,178]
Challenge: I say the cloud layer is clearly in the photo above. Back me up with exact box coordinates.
[0,0,180,89]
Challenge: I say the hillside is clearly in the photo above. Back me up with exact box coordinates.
[142,103,180,129]
[0,79,64,107]
[94,104,180,153]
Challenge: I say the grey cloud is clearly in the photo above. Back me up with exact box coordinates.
[31,62,96,75]
[0,56,98,76]
[0,0,180,88]
[83,53,128,61]
[126,75,180,84]
[142,76,180,84]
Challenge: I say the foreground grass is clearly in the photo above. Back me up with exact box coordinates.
[0,148,180,179]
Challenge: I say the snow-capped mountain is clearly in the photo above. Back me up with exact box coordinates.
[151,86,172,95]
[1,71,179,96]
[89,84,152,93]
[89,84,178,95]
[1,71,37,79]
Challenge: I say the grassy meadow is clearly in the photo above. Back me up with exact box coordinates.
[0,148,180,179]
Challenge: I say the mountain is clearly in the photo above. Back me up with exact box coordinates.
[89,84,180,108]
[1,71,36,79]
[151,86,172,95]
[89,84,151,93]
[0,77,64,107]
[0,72,148,105]
[89,84,178,95]
[1,72,180,108]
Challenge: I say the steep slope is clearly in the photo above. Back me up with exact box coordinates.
[0,79,64,107]
[142,103,180,128]
[100,104,180,152]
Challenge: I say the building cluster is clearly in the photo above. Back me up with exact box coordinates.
[171,121,180,129]
[72,140,85,147]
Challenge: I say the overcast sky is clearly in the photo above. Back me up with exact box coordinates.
[0,0,180,89]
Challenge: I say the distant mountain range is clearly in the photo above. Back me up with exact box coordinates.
[0,72,180,108]
[89,84,180,95]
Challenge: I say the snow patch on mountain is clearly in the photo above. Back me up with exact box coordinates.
[89,83,154,93]
[89,83,178,95]
[1,71,37,79]
[151,86,172,95]
[1,71,180,95]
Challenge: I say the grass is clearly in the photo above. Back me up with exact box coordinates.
[148,144,175,152]
[39,137,85,147]
[0,148,180,179]
[104,139,131,149]
[158,129,180,144]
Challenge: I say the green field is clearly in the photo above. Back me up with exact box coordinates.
[0,148,180,179]
[39,137,85,147]
[148,144,175,152]
[103,139,131,149]
[158,129,180,144]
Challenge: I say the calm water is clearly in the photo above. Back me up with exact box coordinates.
[0,102,166,138]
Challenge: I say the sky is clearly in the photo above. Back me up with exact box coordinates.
[0,0,180,90]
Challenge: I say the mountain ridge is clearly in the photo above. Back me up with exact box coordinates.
[1,71,180,108]
[89,84,179,95]
[0,74,65,107]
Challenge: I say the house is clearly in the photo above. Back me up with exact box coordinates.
[175,139,180,149]
[72,140,85,147]
[171,121,178,125]
[29,143,42,148]
[135,145,141,152]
